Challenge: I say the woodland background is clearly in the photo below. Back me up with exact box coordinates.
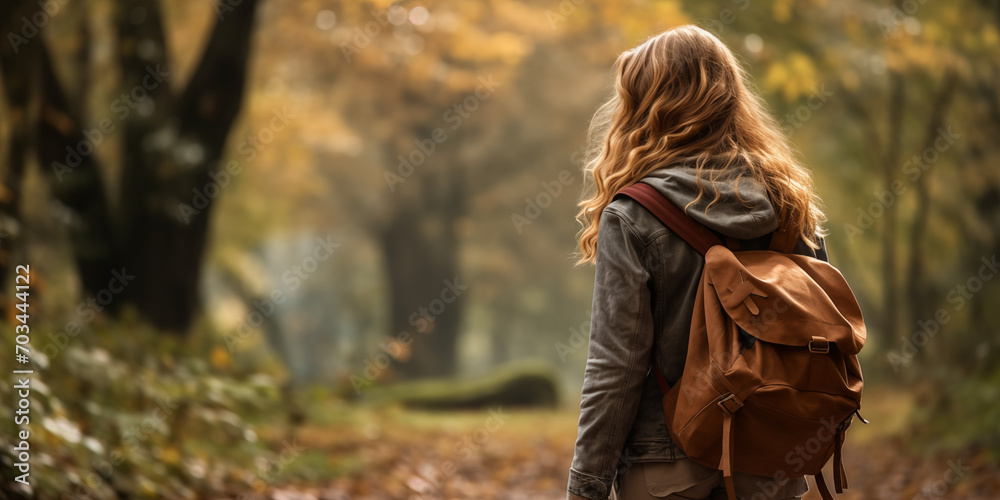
[1,0,999,498]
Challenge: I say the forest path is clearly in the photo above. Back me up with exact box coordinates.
[254,389,999,500]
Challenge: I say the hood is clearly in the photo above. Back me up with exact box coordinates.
[639,160,779,240]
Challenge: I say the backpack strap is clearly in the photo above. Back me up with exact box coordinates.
[812,426,849,500]
[833,428,848,492]
[768,209,799,253]
[622,182,798,255]
[618,182,726,256]
[814,471,836,500]
[620,182,725,396]
[720,404,738,500]
[652,362,671,394]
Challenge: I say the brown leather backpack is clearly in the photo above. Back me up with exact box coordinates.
[620,182,866,500]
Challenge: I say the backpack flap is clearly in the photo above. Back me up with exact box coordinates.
[703,246,866,355]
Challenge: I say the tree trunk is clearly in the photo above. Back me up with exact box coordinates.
[381,154,466,379]
[905,72,958,345]
[26,0,260,332]
[36,42,119,295]
[881,72,905,349]
[0,0,37,289]
[381,206,462,378]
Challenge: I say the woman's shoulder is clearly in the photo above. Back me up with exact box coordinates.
[601,194,675,245]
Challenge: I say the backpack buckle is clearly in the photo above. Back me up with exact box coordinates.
[717,394,743,414]
[808,336,830,354]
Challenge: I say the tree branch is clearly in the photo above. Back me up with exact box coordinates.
[176,0,260,152]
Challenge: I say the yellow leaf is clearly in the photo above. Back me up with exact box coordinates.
[764,53,818,101]
[773,0,793,23]
[210,346,231,370]
[162,446,181,465]
[982,25,1000,49]
[763,62,789,95]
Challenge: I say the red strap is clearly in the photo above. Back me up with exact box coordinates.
[767,209,798,253]
[624,182,709,396]
[651,359,670,394]
[619,183,724,256]
[725,236,741,251]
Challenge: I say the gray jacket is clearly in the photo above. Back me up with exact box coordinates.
[567,162,827,499]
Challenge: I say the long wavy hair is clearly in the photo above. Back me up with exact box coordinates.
[576,26,825,264]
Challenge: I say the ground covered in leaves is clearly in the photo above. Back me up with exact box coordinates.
[248,389,1000,500]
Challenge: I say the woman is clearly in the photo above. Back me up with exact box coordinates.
[568,26,827,500]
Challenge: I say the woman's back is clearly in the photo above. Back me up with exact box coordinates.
[569,25,829,500]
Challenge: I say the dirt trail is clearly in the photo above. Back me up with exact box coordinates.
[256,392,998,500]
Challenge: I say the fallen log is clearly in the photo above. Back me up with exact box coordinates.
[361,359,561,410]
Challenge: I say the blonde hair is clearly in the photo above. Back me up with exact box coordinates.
[576,26,824,264]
